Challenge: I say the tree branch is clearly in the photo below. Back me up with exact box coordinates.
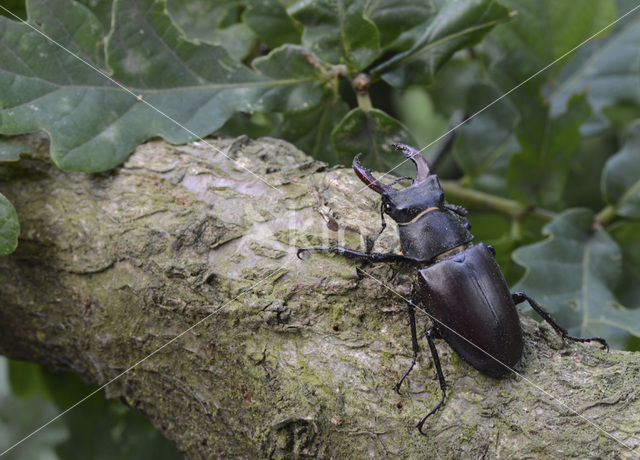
[0,133,638,458]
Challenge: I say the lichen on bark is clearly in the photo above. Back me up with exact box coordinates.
[0,133,638,459]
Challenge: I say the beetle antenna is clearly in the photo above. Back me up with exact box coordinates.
[391,144,430,182]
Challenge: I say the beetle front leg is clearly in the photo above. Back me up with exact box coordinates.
[416,327,447,435]
[395,299,420,394]
[512,292,609,351]
[365,202,388,253]
[297,246,407,263]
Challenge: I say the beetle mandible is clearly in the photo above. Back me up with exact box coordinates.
[297,142,608,434]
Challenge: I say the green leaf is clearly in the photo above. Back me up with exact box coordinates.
[288,0,380,71]
[494,0,617,72]
[507,93,591,207]
[74,0,112,33]
[563,129,615,210]
[453,83,519,195]
[372,0,510,87]
[25,0,106,67]
[199,22,257,62]
[0,0,26,20]
[0,192,19,256]
[275,96,349,165]
[549,3,640,129]
[0,139,32,161]
[244,0,301,49]
[467,212,524,284]
[218,111,280,140]
[365,0,436,49]
[7,360,53,401]
[167,0,255,60]
[0,0,325,172]
[166,0,240,40]
[251,45,327,112]
[8,359,181,460]
[609,221,640,309]
[513,208,640,346]
[0,358,67,460]
[393,86,447,149]
[602,120,640,219]
[491,0,618,135]
[425,56,483,117]
[331,107,416,176]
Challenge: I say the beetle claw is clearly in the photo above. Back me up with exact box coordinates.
[415,400,444,435]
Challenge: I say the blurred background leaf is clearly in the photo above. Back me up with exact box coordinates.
[4,358,181,460]
[0,358,67,460]
[365,0,436,49]
[331,108,416,175]
[601,121,640,219]
[373,0,510,87]
[507,93,591,207]
[0,193,19,256]
[549,1,640,133]
[0,0,26,20]
[0,139,32,162]
[453,83,519,195]
[513,209,639,349]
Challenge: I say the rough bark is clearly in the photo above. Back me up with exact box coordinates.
[0,133,638,459]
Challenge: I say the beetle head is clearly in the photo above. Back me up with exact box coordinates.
[353,144,444,224]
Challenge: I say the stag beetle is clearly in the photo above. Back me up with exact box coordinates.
[297,143,608,434]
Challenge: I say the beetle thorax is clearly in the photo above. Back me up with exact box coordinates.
[381,176,473,262]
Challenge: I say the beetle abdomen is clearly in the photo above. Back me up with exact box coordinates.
[417,243,523,377]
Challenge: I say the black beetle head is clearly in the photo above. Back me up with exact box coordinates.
[381,175,444,223]
[353,144,444,224]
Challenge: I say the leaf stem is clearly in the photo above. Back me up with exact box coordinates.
[356,92,373,111]
[352,73,373,111]
[595,204,616,225]
[440,180,556,221]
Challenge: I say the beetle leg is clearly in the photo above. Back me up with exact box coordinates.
[512,292,609,351]
[444,203,468,217]
[385,176,412,187]
[365,202,388,253]
[416,327,447,435]
[395,299,420,394]
[296,246,407,263]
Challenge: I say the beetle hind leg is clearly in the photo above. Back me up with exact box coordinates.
[512,292,609,351]
[395,300,420,394]
[416,327,447,435]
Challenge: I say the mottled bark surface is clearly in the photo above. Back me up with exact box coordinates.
[0,134,638,459]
